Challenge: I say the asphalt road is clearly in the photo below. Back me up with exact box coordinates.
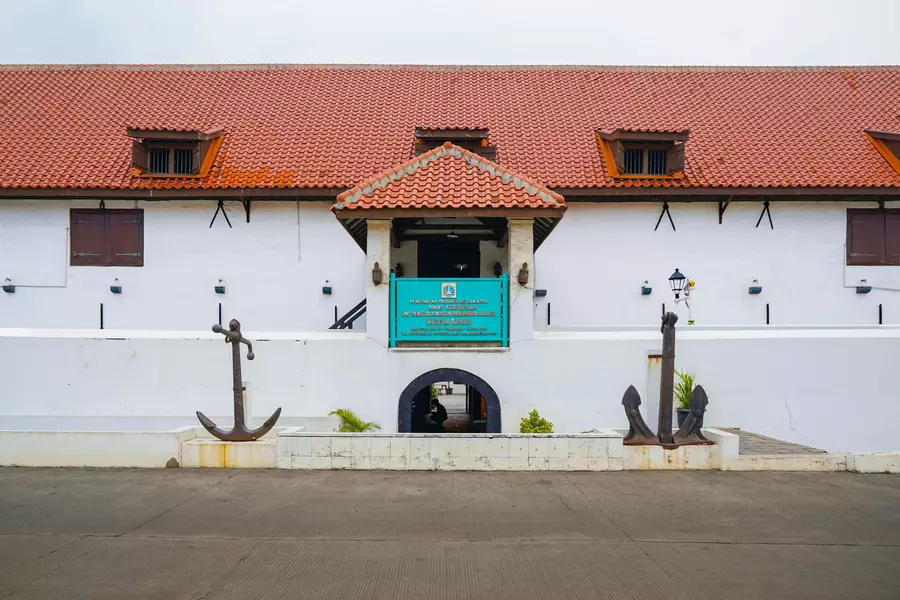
[1,468,898,599]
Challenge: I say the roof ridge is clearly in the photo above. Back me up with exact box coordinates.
[334,142,565,210]
[3,63,900,72]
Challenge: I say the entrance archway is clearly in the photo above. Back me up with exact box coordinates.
[398,368,501,433]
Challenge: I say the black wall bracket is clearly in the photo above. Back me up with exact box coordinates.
[718,198,731,224]
[655,201,676,231]
[756,200,774,229]
[209,200,233,228]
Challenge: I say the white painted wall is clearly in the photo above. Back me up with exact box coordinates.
[392,240,418,278]
[3,199,897,330]
[1,327,897,453]
[0,200,366,331]
[479,240,506,278]
[535,201,900,327]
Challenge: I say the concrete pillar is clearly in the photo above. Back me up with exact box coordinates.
[366,220,391,347]
[507,219,534,343]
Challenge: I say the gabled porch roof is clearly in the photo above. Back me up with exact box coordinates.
[333,142,565,250]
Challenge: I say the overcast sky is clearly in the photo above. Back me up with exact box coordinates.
[1,0,898,65]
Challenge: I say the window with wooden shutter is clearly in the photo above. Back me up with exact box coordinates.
[70,209,143,267]
[131,140,149,171]
[885,211,900,265]
[108,211,143,266]
[846,209,900,266]
[70,211,108,266]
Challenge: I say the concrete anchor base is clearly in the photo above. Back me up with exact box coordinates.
[181,439,276,468]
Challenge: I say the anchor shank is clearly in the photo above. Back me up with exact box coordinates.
[231,327,246,427]
[657,312,678,445]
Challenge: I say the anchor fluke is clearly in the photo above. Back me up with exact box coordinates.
[196,407,282,441]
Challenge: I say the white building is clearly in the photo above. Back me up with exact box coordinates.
[1,64,898,454]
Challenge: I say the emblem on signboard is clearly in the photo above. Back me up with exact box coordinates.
[441,282,457,298]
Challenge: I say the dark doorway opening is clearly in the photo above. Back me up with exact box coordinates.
[398,368,501,433]
[417,238,480,278]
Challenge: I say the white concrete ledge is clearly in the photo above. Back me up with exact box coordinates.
[0,428,195,468]
[537,326,900,341]
[734,454,848,472]
[847,452,900,473]
[275,431,623,471]
[0,328,367,341]
[2,425,896,472]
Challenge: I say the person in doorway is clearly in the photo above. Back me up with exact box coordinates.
[428,398,448,432]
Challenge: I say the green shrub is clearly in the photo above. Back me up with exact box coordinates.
[520,409,553,433]
[431,384,439,400]
[674,370,696,410]
[329,408,381,432]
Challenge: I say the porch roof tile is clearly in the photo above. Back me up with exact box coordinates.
[333,142,565,212]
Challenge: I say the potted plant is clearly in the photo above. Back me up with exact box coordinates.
[329,408,381,432]
[520,409,553,433]
[674,370,696,427]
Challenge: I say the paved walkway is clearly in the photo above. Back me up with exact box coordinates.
[1,468,898,599]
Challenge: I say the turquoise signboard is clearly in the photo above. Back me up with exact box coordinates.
[390,276,508,346]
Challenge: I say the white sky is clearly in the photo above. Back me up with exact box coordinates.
[1,0,898,65]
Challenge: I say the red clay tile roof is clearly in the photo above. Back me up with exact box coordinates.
[1,65,900,192]
[333,142,565,212]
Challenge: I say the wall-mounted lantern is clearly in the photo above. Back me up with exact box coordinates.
[856,279,872,294]
[215,278,226,294]
[372,262,383,286]
[493,262,503,277]
[749,279,763,295]
[322,280,333,295]
[668,269,686,298]
[517,262,529,286]
[110,278,123,294]
[2,278,14,294]
[670,269,696,325]
[641,280,653,295]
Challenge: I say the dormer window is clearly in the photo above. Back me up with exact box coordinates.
[149,145,194,175]
[127,127,223,177]
[865,129,900,175]
[597,129,689,178]
[415,127,497,161]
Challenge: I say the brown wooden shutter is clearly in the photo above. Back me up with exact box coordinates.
[70,210,108,266]
[132,140,149,171]
[108,210,144,266]
[192,141,205,175]
[612,141,625,175]
[667,142,685,174]
[884,139,900,162]
[846,209,885,265]
[885,210,900,265]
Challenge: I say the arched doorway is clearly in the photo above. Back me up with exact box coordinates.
[398,368,501,433]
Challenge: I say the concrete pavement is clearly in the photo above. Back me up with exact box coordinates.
[1,468,898,599]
